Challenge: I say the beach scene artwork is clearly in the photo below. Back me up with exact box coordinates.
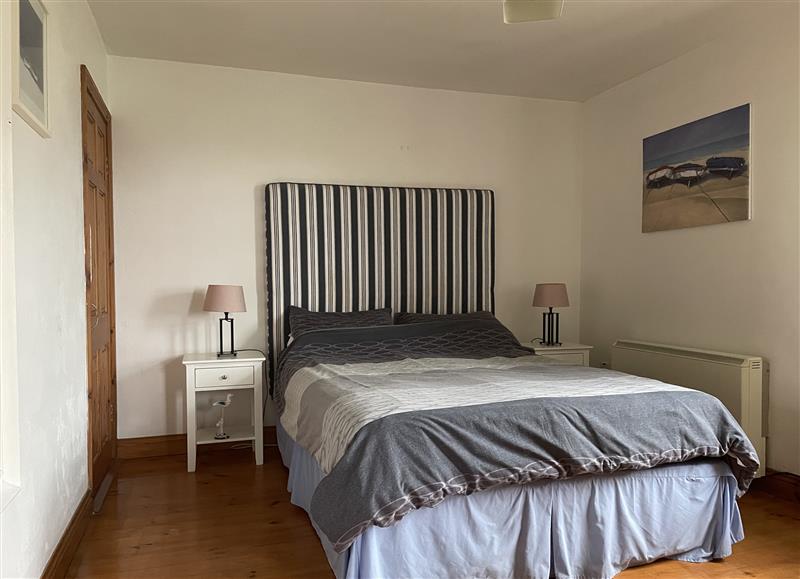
[642,104,750,233]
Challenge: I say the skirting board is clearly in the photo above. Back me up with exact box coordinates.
[118,437,800,501]
[41,489,92,579]
[118,426,278,460]
[751,469,800,503]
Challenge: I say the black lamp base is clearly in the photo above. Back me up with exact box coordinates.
[539,307,561,346]
[217,313,238,357]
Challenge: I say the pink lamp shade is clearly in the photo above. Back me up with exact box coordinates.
[203,285,246,313]
[532,283,569,308]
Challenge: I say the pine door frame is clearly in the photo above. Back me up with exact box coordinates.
[80,64,117,495]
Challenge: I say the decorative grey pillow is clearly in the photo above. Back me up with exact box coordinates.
[288,306,394,338]
[394,311,495,324]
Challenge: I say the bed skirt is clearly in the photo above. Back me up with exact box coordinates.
[276,423,744,579]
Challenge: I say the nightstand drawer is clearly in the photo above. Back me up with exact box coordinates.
[195,366,254,389]
[543,352,586,366]
[531,342,592,367]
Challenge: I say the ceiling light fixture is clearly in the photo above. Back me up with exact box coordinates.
[503,0,565,23]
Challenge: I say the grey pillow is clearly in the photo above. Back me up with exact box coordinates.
[394,311,495,324]
[288,306,394,338]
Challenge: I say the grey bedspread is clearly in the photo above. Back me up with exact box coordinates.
[275,319,759,553]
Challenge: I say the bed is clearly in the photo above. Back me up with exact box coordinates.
[264,183,758,579]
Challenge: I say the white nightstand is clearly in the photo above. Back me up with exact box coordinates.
[182,352,265,472]
[531,342,593,366]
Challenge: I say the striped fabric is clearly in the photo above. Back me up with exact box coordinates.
[265,182,495,380]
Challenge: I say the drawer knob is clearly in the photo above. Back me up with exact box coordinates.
[220,374,228,381]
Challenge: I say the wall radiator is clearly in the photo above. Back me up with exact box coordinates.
[611,339,767,477]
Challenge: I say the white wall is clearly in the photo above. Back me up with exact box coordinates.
[580,5,800,474]
[108,56,583,438]
[1,0,21,491]
[0,1,108,576]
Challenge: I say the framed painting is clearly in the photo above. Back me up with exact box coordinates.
[642,104,750,232]
[12,0,49,138]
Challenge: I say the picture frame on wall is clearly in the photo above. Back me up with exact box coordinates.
[642,104,750,233]
[12,0,49,138]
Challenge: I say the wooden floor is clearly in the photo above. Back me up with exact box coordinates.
[68,448,800,578]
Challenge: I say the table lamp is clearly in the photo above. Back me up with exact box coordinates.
[203,284,246,357]
[532,283,569,346]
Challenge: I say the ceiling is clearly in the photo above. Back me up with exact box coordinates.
[88,0,751,102]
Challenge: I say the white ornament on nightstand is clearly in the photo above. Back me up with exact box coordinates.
[212,393,234,440]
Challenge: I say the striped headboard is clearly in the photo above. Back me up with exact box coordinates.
[265,182,495,379]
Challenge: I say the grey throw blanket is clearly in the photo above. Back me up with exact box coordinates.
[276,319,759,553]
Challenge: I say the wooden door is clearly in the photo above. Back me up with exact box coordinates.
[81,65,116,495]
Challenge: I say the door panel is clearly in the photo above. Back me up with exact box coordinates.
[81,66,116,495]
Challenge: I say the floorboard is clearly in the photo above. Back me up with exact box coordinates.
[67,448,800,578]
